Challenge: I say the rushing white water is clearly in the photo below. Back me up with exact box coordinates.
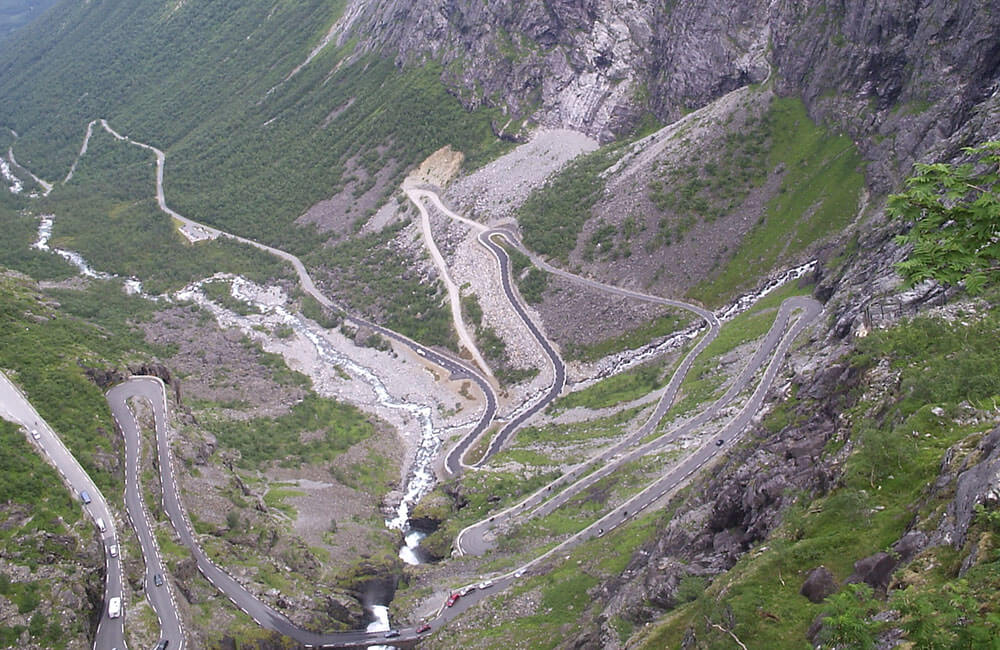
[399,530,427,566]
[1,157,22,194]
[180,276,444,535]
[716,261,817,322]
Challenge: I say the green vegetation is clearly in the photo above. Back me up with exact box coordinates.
[38,129,292,294]
[307,220,455,349]
[888,140,999,295]
[688,96,864,306]
[668,282,809,419]
[549,359,671,413]
[518,149,620,262]
[563,311,690,362]
[638,302,1000,648]
[0,274,158,495]
[0,421,86,648]
[0,0,509,253]
[207,393,375,468]
[330,450,397,498]
[0,0,57,42]
[0,195,75,280]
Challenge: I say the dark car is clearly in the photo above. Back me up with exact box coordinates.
[384,630,400,639]
[446,593,460,607]
[154,642,169,650]
[715,439,724,447]
[80,490,92,504]
[416,623,432,634]
[153,573,163,587]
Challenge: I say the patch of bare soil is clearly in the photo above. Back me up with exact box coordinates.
[141,304,306,416]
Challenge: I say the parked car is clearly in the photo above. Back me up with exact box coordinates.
[416,623,432,634]
[80,490,92,504]
[478,579,493,589]
[445,593,460,607]
[31,429,40,440]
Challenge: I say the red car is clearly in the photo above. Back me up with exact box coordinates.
[416,623,432,634]
[446,593,460,607]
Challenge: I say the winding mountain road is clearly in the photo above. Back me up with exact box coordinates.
[0,372,125,650]
[107,382,185,650]
[16,116,825,648]
[457,296,820,557]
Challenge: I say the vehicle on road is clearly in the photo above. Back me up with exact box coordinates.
[715,439,724,446]
[416,623,432,634]
[80,490,92,504]
[459,585,475,596]
[96,518,106,532]
[416,349,426,357]
[108,544,118,558]
[30,428,40,440]
[153,573,163,587]
[478,579,493,589]
[154,641,169,650]
[514,570,524,578]
[384,630,400,639]
[446,593,460,607]
[108,596,121,619]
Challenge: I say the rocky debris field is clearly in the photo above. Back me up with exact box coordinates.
[447,129,598,225]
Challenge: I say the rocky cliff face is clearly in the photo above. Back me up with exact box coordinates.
[343,0,999,181]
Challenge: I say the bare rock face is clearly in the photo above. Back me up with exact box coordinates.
[341,0,999,177]
[845,552,897,594]
[800,566,838,604]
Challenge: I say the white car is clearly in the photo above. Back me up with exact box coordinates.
[478,579,493,589]
[108,596,121,619]
[108,544,118,558]
[31,429,40,440]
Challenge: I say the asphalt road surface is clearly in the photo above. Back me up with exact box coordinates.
[107,382,186,650]
[457,296,821,556]
[0,371,125,650]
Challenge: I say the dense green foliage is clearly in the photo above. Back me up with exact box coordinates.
[39,128,292,293]
[207,394,375,469]
[0,0,507,253]
[0,0,56,42]
[889,141,999,294]
[307,220,455,349]
[518,149,619,261]
[0,194,75,279]
[0,274,160,495]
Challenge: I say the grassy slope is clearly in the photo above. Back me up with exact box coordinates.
[635,302,1000,648]
[687,97,865,305]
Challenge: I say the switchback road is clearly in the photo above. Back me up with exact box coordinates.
[0,371,124,650]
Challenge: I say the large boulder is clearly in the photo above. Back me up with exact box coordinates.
[800,566,838,603]
[846,552,897,593]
